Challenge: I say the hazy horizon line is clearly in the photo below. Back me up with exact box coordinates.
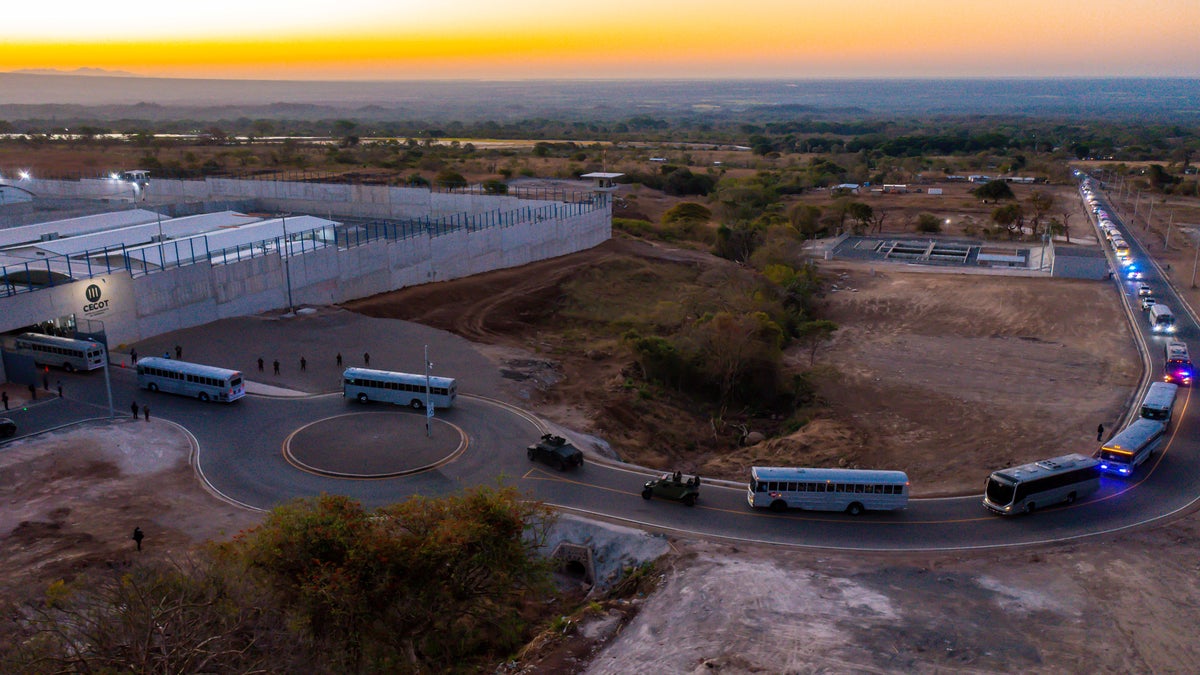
[5,70,1198,84]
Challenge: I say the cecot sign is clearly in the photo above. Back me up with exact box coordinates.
[82,283,111,315]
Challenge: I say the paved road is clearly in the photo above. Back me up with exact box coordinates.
[4,182,1198,550]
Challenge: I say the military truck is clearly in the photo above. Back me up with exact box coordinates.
[642,472,701,507]
[526,433,583,470]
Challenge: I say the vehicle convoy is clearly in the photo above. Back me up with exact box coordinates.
[643,472,701,506]
[526,433,583,470]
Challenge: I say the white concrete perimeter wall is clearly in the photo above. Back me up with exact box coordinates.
[23,177,572,222]
[6,178,609,346]
[107,199,610,345]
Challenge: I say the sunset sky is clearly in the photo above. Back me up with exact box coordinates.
[2,0,1197,80]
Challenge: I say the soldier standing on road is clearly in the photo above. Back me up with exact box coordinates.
[363,352,370,366]
[132,526,144,551]
[300,356,307,372]
[56,380,63,398]
[130,348,138,364]
[336,352,342,367]
[273,360,280,375]
[2,391,8,410]
[131,401,139,418]
[29,383,36,401]
[1097,423,1105,442]
[175,344,182,359]
[42,372,49,391]
[257,357,264,372]
[142,404,150,421]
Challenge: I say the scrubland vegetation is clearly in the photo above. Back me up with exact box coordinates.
[0,489,562,674]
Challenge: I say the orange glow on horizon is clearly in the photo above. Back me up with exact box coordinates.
[1,0,1197,79]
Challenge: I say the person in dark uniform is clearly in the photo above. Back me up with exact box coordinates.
[131,401,139,418]
[142,404,150,421]
[258,357,264,372]
[336,352,343,367]
[363,352,371,366]
[174,345,182,359]
[2,391,8,411]
[273,360,280,375]
[132,526,144,551]
[300,356,307,372]
[1097,423,1105,442]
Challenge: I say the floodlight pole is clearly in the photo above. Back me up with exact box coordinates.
[281,214,295,315]
[1192,236,1200,289]
[424,344,433,438]
[1166,212,1174,250]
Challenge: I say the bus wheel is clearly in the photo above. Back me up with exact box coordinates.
[410,399,423,409]
[148,383,159,392]
[683,494,696,507]
[770,500,787,513]
[357,393,369,403]
[1025,502,1036,514]
[846,502,864,516]
[641,488,653,500]
[198,392,210,402]
[63,363,75,373]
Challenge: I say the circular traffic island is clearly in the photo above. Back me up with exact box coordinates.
[284,412,466,478]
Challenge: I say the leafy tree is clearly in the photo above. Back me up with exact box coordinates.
[787,203,824,238]
[434,169,468,189]
[1026,189,1055,238]
[796,319,838,366]
[846,202,874,235]
[662,202,712,226]
[972,180,1014,203]
[915,213,942,233]
[714,222,762,262]
[991,203,1025,238]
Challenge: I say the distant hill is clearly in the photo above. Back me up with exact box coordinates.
[0,73,1197,122]
[11,67,141,77]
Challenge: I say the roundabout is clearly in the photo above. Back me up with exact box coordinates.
[283,412,467,478]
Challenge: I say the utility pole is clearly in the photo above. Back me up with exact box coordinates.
[1192,235,1200,288]
[1166,212,1174,250]
[1147,200,1155,231]
[280,214,294,315]
[424,344,433,438]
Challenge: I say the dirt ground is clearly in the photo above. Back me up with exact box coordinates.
[0,419,258,602]
[2,219,1194,672]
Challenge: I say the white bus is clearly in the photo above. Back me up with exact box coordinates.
[1140,381,1178,423]
[1149,304,1176,334]
[342,367,457,409]
[983,453,1101,516]
[1096,418,1165,477]
[136,357,245,403]
[12,333,106,372]
[746,466,909,515]
[1164,341,1193,386]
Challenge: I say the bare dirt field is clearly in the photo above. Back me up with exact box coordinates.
[0,419,258,602]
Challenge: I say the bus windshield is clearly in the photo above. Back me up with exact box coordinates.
[1098,449,1134,464]
[985,477,1016,506]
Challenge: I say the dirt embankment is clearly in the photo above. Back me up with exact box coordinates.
[348,238,1139,495]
